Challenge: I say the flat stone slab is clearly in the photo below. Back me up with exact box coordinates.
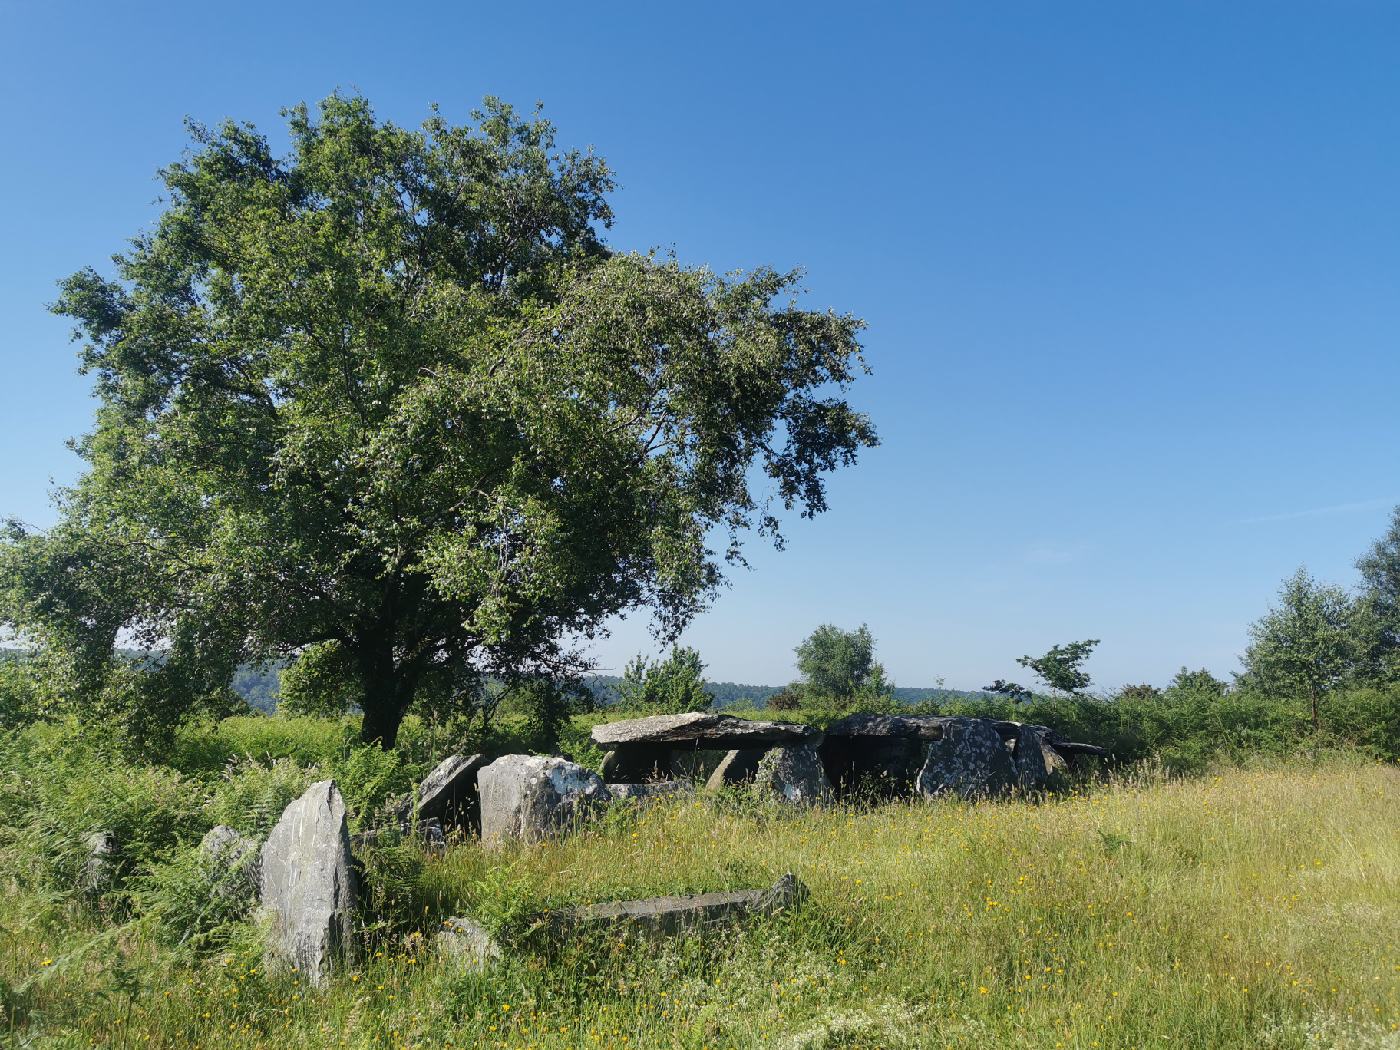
[436,916,503,971]
[591,712,820,748]
[548,873,808,937]
[824,713,951,739]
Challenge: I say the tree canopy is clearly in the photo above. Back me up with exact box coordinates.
[1016,639,1099,695]
[0,95,877,747]
[793,623,889,703]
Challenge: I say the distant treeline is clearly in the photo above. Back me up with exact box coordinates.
[224,664,984,713]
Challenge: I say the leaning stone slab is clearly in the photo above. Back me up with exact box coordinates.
[435,916,503,972]
[477,755,612,847]
[591,712,821,748]
[917,718,1017,800]
[705,747,768,789]
[1010,724,1067,790]
[258,780,357,987]
[549,873,808,938]
[411,753,489,832]
[754,744,833,805]
[606,780,693,801]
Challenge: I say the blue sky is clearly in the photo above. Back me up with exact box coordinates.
[2,1,1397,690]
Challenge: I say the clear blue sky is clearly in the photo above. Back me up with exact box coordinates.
[2,1,1397,690]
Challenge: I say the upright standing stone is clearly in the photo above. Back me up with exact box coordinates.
[916,718,1016,800]
[754,744,832,805]
[258,780,357,987]
[477,755,612,846]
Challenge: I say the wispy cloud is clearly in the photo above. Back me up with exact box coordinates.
[1240,497,1398,525]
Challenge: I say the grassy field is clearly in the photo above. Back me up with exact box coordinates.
[2,754,1397,1049]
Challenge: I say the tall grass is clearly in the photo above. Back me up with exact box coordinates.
[2,746,1396,1048]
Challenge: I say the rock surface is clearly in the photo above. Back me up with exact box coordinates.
[477,755,612,846]
[436,916,503,971]
[755,744,833,805]
[591,712,821,748]
[823,713,949,740]
[258,780,357,986]
[549,873,808,937]
[916,718,1017,800]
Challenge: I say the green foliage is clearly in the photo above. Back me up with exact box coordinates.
[981,679,1031,702]
[1170,666,1229,696]
[132,842,256,952]
[1244,568,1361,728]
[793,624,889,705]
[1015,639,1099,695]
[0,93,876,753]
[0,722,204,902]
[616,646,711,714]
[202,756,316,838]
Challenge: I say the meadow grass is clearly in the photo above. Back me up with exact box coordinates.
[2,756,1397,1048]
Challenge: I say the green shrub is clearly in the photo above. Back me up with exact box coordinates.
[203,756,315,838]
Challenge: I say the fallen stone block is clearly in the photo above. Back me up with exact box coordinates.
[548,873,808,938]
[477,755,611,846]
[258,780,357,987]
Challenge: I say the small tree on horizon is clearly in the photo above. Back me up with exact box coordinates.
[616,646,711,714]
[1244,568,1358,732]
[1016,639,1100,695]
[793,623,889,705]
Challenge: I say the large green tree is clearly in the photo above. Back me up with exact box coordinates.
[0,95,877,747]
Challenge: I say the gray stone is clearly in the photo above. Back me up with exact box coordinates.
[916,718,1017,800]
[591,712,820,748]
[412,753,488,832]
[823,713,949,740]
[755,744,833,806]
[549,873,807,938]
[477,755,611,847]
[258,780,357,987]
[79,830,117,897]
[606,780,693,801]
[435,916,503,971]
[705,748,767,789]
[1010,724,1067,790]
[200,824,260,899]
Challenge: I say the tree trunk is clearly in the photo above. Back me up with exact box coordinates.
[360,693,406,749]
[1310,685,1320,733]
[356,638,408,750]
